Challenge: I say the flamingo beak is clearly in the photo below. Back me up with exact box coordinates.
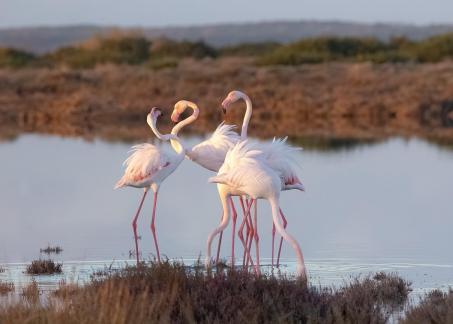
[171,111,180,123]
[221,98,231,114]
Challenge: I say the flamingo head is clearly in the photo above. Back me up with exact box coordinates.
[221,90,244,114]
[172,100,191,123]
[149,107,163,120]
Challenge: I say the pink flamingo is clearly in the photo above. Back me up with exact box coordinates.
[170,100,244,265]
[221,90,305,268]
[115,108,185,264]
[207,140,307,280]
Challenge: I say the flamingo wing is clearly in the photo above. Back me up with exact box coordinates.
[188,122,240,172]
[219,140,263,173]
[115,143,171,188]
[258,137,304,187]
[210,144,279,196]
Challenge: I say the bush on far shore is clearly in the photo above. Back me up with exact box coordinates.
[1,32,453,69]
[0,48,36,68]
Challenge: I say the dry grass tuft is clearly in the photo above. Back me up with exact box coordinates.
[21,280,40,303]
[402,289,453,323]
[0,282,14,295]
[26,259,62,275]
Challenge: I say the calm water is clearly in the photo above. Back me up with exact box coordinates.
[1,134,453,296]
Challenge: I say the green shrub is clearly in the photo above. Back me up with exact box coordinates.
[45,46,96,68]
[46,35,150,68]
[257,37,395,65]
[147,57,179,70]
[415,33,453,62]
[95,36,150,64]
[219,42,280,57]
[150,38,217,59]
[0,48,36,68]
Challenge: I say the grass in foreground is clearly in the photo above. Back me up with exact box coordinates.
[25,259,62,275]
[0,282,14,295]
[402,289,453,324]
[0,261,411,323]
[20,281,40,304]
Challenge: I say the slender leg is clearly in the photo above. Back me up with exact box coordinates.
[238,197,254,268]
[132,189,148,265]
[272,223,276,267]
[150,191,161,263]
[271,200,306,280]
[276,208,288,268]
[245,199,255,269]
[237,197,247,257]
[242,197,252,266]
[216,212,223,264]
[205,194,231,268]
[253,200,260,275]
[230,197,238,267]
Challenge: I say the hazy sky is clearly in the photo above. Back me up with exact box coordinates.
[1,0,452,28]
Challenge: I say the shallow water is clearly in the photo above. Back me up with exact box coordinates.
[1,134,453,296]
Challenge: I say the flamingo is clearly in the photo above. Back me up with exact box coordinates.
[115,107,185,264]
[169,100,244,265]
[221,90,305,268]
[206,140,307,280]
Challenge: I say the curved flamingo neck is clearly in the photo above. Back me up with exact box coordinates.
[147,115,185,155]
[171,102,200,136]
[239,93,252,140]
[170,102,199,153]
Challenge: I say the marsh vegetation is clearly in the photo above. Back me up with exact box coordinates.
[25,260,63,275]
[0,262,451,323]
[0,262,414,323]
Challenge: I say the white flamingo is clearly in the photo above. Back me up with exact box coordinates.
[169,100,242,264]
[115,107,185,264]
[221,90,305,267]
[206,140,307,279]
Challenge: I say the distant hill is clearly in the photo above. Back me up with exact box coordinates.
[1,20,453,53]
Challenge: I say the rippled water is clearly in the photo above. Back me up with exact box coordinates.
[1,134,453,297]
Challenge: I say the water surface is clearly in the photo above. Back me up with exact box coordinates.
[1,135,452,295]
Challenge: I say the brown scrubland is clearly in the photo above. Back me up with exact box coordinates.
[0,261,451,323]
[0,262,412,323]
[1,58,452,147]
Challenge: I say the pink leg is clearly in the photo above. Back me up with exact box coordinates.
[253,200,260,275]
[238,197,253,268]
[272,222,276,267]
[245,199,256,269]
[276,208,288,267]
[237,197,247,254]
[230,197,238,266]
[243,198,253,267]
[132,190,148,265]
[216,212,223,264]
[150,191,161,263]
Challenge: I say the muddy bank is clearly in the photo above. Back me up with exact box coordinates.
[1,58,452,146]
